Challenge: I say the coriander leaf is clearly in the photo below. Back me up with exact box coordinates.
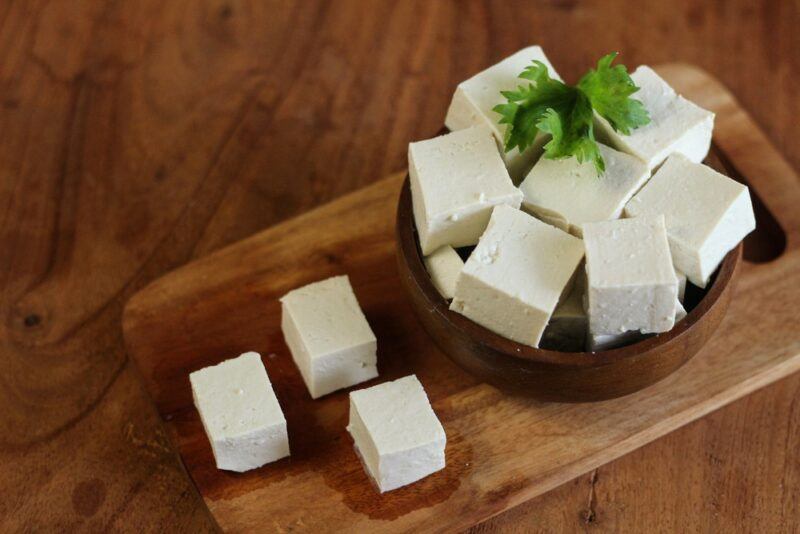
[492,61,575,153]
[537,92,605,172]
[492,52,651,175]
[577,52,650,135]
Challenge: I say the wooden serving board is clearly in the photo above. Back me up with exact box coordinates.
[122,64,800,533]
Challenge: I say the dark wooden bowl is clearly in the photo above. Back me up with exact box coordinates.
[396,173,742,402]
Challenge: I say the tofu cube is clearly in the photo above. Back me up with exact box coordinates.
[519,144,650,237]
[409,126,522,255]
[584,215,678,335]
[281,275,377,399]
[445,46,562,181]
[675,300,688,323]
[540,273,587,351]
[347,375,446,493]
[450,205,584,347]
[190,352,289,472]
[624,154,756,287]
[595,66,714,170]
[423,245,464,300]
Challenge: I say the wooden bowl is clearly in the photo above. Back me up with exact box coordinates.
[395,176,742,402]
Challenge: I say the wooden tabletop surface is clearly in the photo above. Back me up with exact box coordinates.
[1,1,797,532]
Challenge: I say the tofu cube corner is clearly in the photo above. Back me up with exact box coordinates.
[423,245,465,300]
[347,375,446,493]
[190,352,289,472]
[281,275,378,399]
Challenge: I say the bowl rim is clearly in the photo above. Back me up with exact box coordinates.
[396,174,743,368]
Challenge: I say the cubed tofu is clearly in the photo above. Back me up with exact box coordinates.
[281,275,378,399]
[675,300,687,323]
[445,46,562,182]
[540,273,587,352]
[190,352,289,472]
[409,126,522,255]
[584,215,678,335]
[519,144,650,237]
[624,153,756,287]
[450,205,584,347]
[423,245,464,300]
[595,66,714,170]
[347,375,446,493]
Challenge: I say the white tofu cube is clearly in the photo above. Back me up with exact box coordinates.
[281,275,377,399]
[625,153,756,287]
[409,126,522,255]
[450,205,584,347]
[675,300,687,323]
[540,275,587,351]
[423,245,464,300]
[190,352,289,472]
[584,215,678,335]
[595,66,714,170]
[445,46,562,181]
[347,375,446,493]
[519,144,650,237]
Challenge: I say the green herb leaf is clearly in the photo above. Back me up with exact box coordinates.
[492,52,650,174]
[577,52,650,135]
[536,92,604,172]
[493,61,575,154]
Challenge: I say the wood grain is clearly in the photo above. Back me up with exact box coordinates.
[122,64,800,533]
[1,1,798,531]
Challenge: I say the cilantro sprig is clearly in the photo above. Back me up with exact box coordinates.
[493,53,649,173]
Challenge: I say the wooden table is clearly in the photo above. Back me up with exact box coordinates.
[1,1,797,531]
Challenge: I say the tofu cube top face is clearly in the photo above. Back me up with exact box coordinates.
[583,215,678,335]
[444,46,562,141]
[347,375,446,492]
[444,46,562,181]
[450,205,585,347]
[281,275,378,399]
[519,144,650,237]
[423,245,465,300]
[595,66,714,170]
[190,352,289,472]
[409,126,522,255]
[190,352,285,439]
[280,275,376,357]
[624,153,755,287]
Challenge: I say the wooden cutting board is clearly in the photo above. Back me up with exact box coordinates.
[122,64,800,533]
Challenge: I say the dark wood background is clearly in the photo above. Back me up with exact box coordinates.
[1,0,797,531]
